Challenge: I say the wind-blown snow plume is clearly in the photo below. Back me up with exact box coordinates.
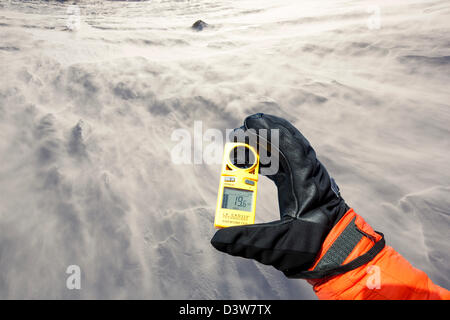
[0,0,449,299]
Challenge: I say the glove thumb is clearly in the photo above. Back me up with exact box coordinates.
[210,218,330,273]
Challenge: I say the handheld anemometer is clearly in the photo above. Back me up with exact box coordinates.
[214,142,259,228]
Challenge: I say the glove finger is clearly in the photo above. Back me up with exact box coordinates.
[244,113,317,165]
[211,218,329,273]
[244,113,340,220]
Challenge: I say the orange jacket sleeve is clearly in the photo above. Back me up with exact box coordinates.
[307,208,450,300]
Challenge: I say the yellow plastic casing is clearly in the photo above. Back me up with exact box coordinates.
[214,142,259,228]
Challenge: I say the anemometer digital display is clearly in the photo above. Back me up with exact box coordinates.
[214,143,259,228]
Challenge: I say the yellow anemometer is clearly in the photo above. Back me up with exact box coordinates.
[214,142,259,228]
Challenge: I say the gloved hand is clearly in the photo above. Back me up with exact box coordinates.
[211,113,383,279]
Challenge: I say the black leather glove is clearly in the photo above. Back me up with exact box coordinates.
[211,113,350,278]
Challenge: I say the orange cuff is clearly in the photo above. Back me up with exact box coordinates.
[306,208,384,285]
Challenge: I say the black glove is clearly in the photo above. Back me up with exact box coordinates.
[211,113,350,278]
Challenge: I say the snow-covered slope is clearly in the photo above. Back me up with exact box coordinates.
[0,0,449,299]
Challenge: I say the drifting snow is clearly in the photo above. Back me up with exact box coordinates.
[0,0,449,299]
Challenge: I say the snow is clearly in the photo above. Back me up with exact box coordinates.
[0,0,449,299]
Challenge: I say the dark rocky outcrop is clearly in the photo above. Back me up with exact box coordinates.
[192,20,208,31]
